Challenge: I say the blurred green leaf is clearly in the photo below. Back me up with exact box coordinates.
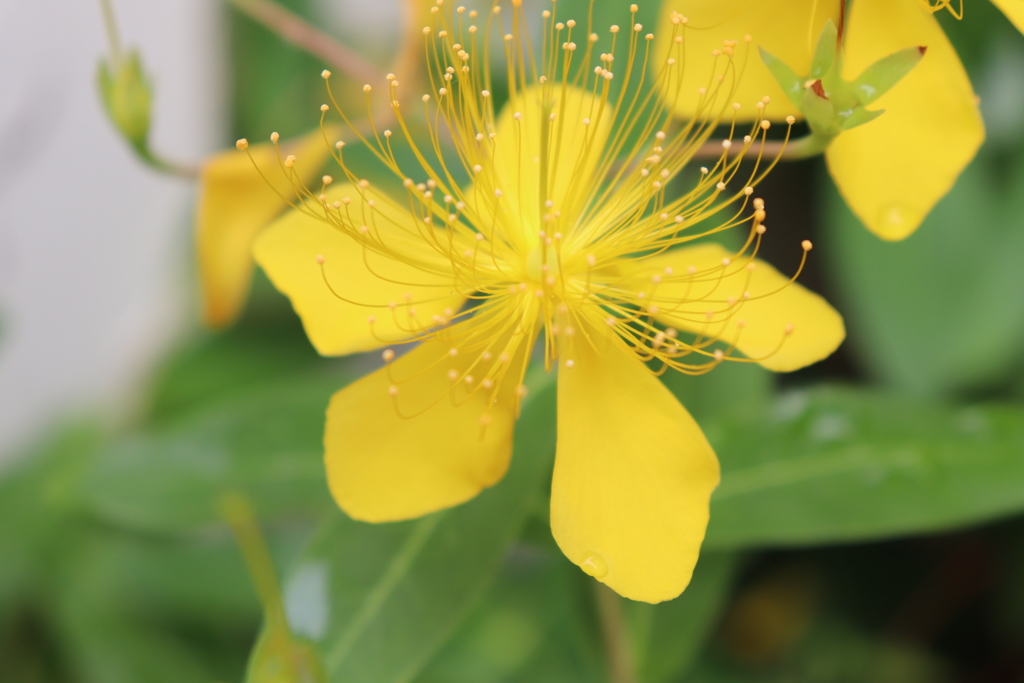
[704,386,1024,549]
[80,374,349,534]
[822,154,1024,397]
[629,553,744,683]
[417,542,582,683]
[284,376,557,683]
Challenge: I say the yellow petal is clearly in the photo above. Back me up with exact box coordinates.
[481,84,612,246]
[990,0,1024,33]
[630,242,845,372]
[325,316,535,523]
[826,0,984,240]
[551,321,720,603]
[252,184,467,356]
[655,0,839,121]
[196,128,333,327]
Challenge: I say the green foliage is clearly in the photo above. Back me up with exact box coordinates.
[822,151,1024,397]
[706,386,1024,549]
[285,377,557,683]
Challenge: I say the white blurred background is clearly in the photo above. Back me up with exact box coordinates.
[0,0,223,463]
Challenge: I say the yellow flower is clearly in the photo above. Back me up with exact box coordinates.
[656,0,1020,240]
[251,3,845,603]
[196,129,334,327]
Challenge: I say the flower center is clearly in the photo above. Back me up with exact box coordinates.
[523,243,562,287]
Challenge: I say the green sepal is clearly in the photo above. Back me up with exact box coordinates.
[800,81,836,134]
[810,20,838,79]
[758,46,804,108]
[97,51,152,155]
[853,45,927,106]
[840,106,885,131]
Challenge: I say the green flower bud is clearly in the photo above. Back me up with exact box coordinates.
[98,51,152,153]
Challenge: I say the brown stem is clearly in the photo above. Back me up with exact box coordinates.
[226,0,384,85]
[594,583,637,683]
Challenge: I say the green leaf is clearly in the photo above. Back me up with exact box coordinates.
[703,386,1024,550]
[810,21,838,79]
[80,374,347,533]
[822,154,1024,397]
[417,541,583,683]
[759,47,804,108]
[853,45,927,106]
[284,376,557,683]
[628,552,744,683]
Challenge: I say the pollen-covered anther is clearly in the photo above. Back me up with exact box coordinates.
[565,359,576,368]
[315,254,325,264]
[517,385,529,398]
[322,175,334,185]
[449,347,459,357]
[722,139,733,149]
[481,378,494,390]
[270,132,280,142]
[363,84,372,92]
[479,414,492,427]
[321,69,331,79]
[284,155,296,168]
[447,369,459,382]
[388,385,399,396]
[786,115,796,125]
[802,240,814,251]
[714,349,725,361]
[382,349,395,363]
[760,120,771,131]
[744,186,754,196]
[785,323,796,335]
[320,104,329,113]
[716,182,726,191]
[235,139,248,150]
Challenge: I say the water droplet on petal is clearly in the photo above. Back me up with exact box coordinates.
[875,203,922,239]
[580,551,608,578]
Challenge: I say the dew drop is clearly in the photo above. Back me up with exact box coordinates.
[580,551,608,578]
[875,203,922,239]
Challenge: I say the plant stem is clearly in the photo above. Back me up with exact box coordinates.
[225,0,384,85]
[98,0,122,65]
[594,583,638,683]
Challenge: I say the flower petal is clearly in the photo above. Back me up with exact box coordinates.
[826,0,984,240]
[480,84,612,246]
[990,0,1024,33]
[551,321,719,603]
[196,128,332,327]
[631,242,844,372]
[252,184,467,356]
[655,0,839,121]
[325,315,536,522]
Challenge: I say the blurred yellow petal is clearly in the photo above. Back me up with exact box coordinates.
[481,84,612,246]
[551,321,719,603]
[252,184,466,356]
[629,242,845,372]
[196,128,332,327]
[826,0,983,240]
[655,0,839,120]
[325,317,535,522]
[990,0,1024,33]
